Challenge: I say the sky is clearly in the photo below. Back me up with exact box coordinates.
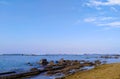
[0,0,120,54]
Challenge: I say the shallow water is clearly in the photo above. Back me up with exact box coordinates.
[0,55,93,72]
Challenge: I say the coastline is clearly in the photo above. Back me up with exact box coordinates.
[64,63,120,79]
[0,54,120,79]
[0,58,102,79]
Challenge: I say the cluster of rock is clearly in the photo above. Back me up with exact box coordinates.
[39,58,102,76]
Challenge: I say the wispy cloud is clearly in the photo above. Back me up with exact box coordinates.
[84,16,120,28]
[84,17,96,22]
[98,21,120,27]
[82,0,120,28]
[100,17,115,21]
[84,16,115,23]
[110,7,118,12]
[86,0,120,7]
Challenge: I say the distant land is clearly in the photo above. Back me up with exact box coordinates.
[0,53,93,56]
[0,53,120,56]
[0,54,38,56]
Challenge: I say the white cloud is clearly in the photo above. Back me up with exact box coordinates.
[98,21,120,27]
[83,0,120,28]
[107,0,120,5]
[84,16,120,28]
[84,17,96,22]
[84,16,114,23]
[86,0,104,6]
[86,0,120,6]
[100,17,114,21]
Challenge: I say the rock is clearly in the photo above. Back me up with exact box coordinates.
[0,71,16,75]
[56,61,59,63]
[82,61,94,66]
[100,55,120,59]
[30,68,38,71]
[44,66,53,71]
[45,65,65,71]
[46,71,57,76]
[102,61,107,64]
[55,77,65,79]
[26,62,33,66]
[0,69,46,79]
[94,60,101,66]
[58,58,65,65]
[71,60,80,65]
[47,60,55,66]
[100,55,112,59]
[44,59,103,76]
[40,59,48,65]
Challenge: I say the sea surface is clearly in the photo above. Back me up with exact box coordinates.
[0,54,120,79]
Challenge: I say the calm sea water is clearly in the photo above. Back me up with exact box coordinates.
[0,54,120,79]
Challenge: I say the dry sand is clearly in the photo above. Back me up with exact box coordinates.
[64,63,120,79]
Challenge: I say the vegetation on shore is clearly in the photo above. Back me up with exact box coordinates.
[64,63,120,79]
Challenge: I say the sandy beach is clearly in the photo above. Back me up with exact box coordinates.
[64,63,120,79]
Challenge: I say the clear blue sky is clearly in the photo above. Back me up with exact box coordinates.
[0,0,120,54]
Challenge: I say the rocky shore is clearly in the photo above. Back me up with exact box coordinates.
[0,58,103,79]
[1,54,120,79]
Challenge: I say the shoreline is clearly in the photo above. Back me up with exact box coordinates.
[0,58,102,79]
[64,63,120,79]
[0,54,120,79]
[1,63,119,79]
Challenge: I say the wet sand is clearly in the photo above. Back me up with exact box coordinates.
[64,63,120,79]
